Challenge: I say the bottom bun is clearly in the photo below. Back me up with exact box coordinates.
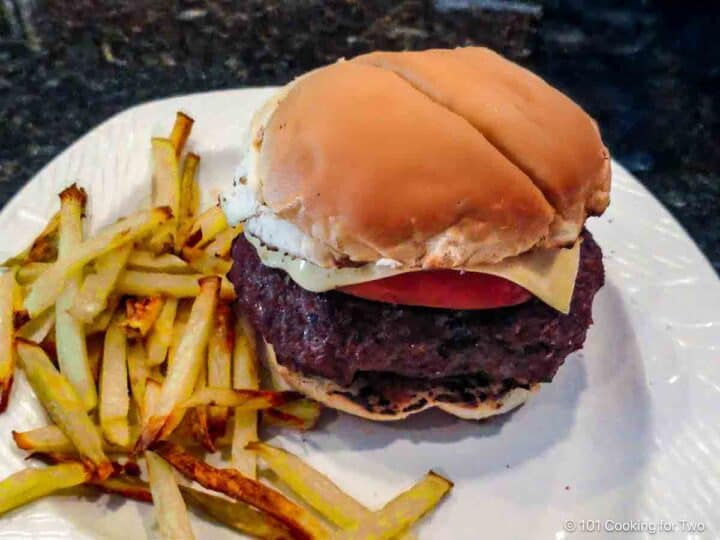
[263,341,538,421]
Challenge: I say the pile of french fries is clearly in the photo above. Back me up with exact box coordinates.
[0,113,453,539]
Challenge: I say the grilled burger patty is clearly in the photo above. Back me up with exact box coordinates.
[229,230,604,388]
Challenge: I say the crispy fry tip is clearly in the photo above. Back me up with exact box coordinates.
[0,376,13,413]
[58,183,88,207]
[13,310,30,329]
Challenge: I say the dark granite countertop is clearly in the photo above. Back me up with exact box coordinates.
[1,1,718,273]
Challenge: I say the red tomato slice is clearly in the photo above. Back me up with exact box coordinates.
[338,270,532,309]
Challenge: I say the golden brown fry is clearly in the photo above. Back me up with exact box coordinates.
[116,270,235,300]
[16,340,112,479]
[92,475,153,503]
[84,295,120,335]
[152,138,181,231]
[146,296,178,366]
[143,377,162,423]
[177,153,200,247]
[144,220,177,255]
[23,207,172,317]
[2,211,60,267]
[207,303,233,438]
[147,450,196,540]
[204,225,243,258]
[180,485,293,540]
[16,308,54,345]
[90,474,293,540]
[12,425,128,454]
[16,262,51,285]
[264,399,322,431]
[123,296,163,337]
[0,463,90,516]
[182,206,228,249]
[127,340,150,417]
[190,363,216,453]
[55,185,96,411]
[151,441,331,540]
[100,314,131,447]
[248,442,367,529]
[183,387,301,410]
[336,472,453,540]
[181,246,232,276]
[232,316,259,478]
[128,250,191,273]
[135,277,219,453]
[71,243,132,324]
[0,270,16,412]
[169,111,194,156]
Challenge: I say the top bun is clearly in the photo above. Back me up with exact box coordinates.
[233,47,610,268]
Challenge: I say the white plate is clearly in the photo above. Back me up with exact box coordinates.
[1,88,719,540]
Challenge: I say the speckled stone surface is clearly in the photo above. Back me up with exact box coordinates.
[1,1,718,272]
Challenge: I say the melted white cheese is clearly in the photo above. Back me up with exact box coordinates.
[247,233,581,313]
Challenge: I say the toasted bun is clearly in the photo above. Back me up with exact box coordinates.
[228,47,610,268]
[264,342,537,421]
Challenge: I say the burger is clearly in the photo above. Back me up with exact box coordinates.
[222,47,610,421]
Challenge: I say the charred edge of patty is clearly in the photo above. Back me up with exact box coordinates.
[330,371,531,416]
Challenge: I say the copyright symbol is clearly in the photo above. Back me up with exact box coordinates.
[564,520,576,533]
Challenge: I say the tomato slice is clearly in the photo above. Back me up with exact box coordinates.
[338,270,532,309]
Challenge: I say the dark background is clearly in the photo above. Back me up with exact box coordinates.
[1,1,718,272]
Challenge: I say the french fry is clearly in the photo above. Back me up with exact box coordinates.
[180,485,293,540]
[151,441,331,540]
[207,303,233,437]
[128,250,191,273]
[204,225,243,258]
[12,425,128,454]
[264,399,323,431]
[84,295,120,335]
[15,309,55,343]
[0,270,16,412]
[55,185,96,411]
[144,220,177,254]
[16,262,51,285]
[71,243,132,324]
[16,340,112,479]
[23,207,172,317]
[152,138,181,231]
[146,450,196,540]
[116,270,235,300]
[190,362,216,452]
[248,442,369,529]
[135,277,219,453]
[146,296,178,366]
[182,387,301,410]
[2,211,60,267]
[166,300,192,370]
[86,333,103,383]
[182,206,228,249]
[177,153,200,248]
[232,315,259,478]
[91,474,294,540]
[181,246,233,275]
[100,314,131,447]
[336,472,453,540]
[0,463,90,516]
[92,475,153,503]
[127,340,150,417]
[143,377,162,423]
[123,296,163,337]
[169,111,194,156]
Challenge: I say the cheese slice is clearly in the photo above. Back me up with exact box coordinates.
[247,234,581,313]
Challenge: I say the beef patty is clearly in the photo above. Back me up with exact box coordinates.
[229,230,604,388]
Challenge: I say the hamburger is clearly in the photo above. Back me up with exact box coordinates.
[222,47,610,421]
